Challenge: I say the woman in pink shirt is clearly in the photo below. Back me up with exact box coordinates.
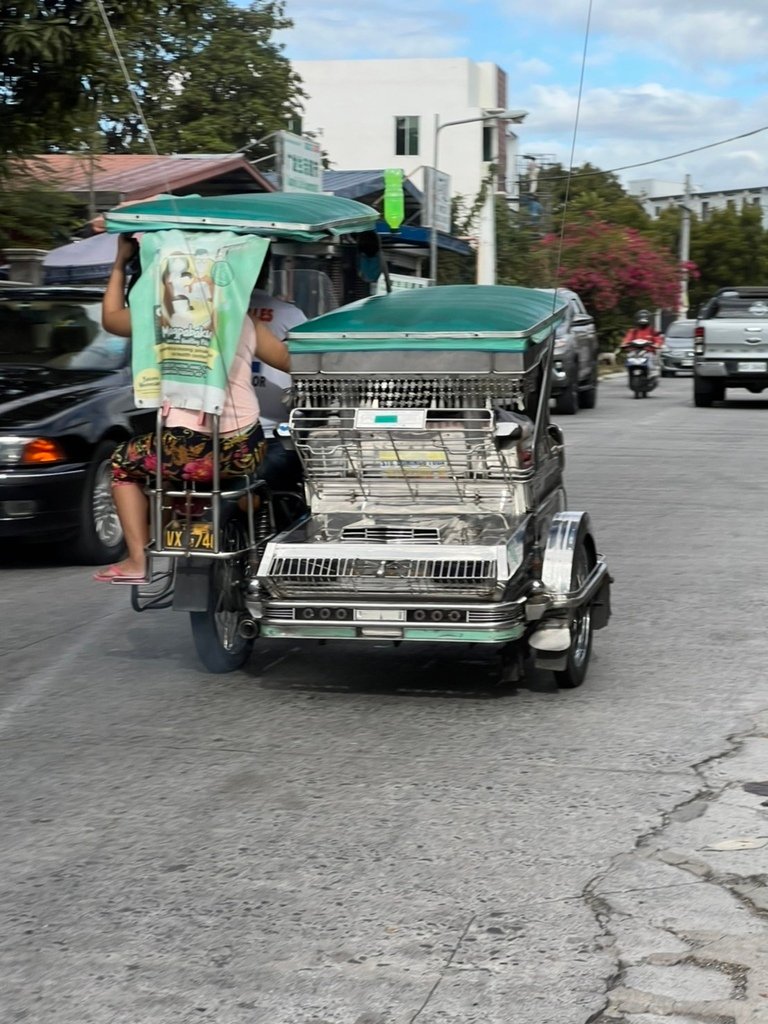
[94,235,290,583]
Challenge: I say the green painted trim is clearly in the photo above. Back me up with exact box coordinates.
[260,623,526,643]
[288,335,548,354]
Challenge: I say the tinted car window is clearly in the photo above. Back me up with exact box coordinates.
[0,298,128,371]
[709,296,768,319]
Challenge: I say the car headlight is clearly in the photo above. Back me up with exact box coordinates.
[0,436,67,466]
[553,338,568,355]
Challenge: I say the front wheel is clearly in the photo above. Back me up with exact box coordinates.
[74,440,125,564]
[578,370,598,410]
[554,541,594,689]
[189,516,254,673]
[554,368,579,415]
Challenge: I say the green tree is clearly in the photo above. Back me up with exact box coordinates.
[688,204,768,311]
[0,1,301,167]
[0,1,198,172]
[0,184,80,249]
[100,0,303,157]
[534,162,651,233]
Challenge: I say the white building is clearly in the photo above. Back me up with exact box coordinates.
[291,58,526,209]
[629,178,768,228]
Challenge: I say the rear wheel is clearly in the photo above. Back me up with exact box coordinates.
[190,515,254,673]
[554,541,594,689]
[694,378,724,407]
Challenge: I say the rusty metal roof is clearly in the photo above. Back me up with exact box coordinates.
[18,154,274,201]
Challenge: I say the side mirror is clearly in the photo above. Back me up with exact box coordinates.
[547,423,565,469]
[275,422,295,450]
[547,423,564,447]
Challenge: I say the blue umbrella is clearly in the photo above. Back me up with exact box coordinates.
[42,232,117,285]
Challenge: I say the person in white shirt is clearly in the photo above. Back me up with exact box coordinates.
[248,253,307,490]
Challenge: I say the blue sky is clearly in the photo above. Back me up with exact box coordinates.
[279,0,768,193]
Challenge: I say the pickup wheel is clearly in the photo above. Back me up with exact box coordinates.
[694,379,724,407]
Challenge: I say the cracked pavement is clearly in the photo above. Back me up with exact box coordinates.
[3,376,768,1024]
[586,714,768,1024]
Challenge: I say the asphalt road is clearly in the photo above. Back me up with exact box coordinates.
[3,374,768,1024]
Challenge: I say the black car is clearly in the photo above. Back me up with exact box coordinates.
[535,287,600,415]
[0,286,153,562]
[660,319,696,376]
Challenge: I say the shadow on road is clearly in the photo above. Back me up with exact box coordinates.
[249,640,561,701]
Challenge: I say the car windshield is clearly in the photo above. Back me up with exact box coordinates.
[0,298,128,371]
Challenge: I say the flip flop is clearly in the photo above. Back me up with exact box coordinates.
[92,564,146,583]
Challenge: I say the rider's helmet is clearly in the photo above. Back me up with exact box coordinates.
[635,309,650,326]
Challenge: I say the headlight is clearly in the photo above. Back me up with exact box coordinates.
[0,436,67,466]
[553,338,568,355]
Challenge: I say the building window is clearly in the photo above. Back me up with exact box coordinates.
[753,196,762,206]
[701,201,709,221]
[654,205,661,217]
[482,124,494,163]
[395,116,419,156]
[286,115,303,136]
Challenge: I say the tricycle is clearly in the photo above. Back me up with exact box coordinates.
[106,192,612,687]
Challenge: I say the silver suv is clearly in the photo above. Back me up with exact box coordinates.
[536,287,599,415]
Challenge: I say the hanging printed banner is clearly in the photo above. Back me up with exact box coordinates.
[383,168,405,230]
[128,230,269,414]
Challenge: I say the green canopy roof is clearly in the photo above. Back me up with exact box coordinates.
[288,285,567,353]
[105,192,378,241]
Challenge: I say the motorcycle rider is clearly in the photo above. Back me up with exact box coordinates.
[621,309,663,351]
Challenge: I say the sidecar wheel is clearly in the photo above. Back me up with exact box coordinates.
[554,541,594,689]
[189,516,254,673]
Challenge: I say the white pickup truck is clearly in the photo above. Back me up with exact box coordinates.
[694,286,768,406]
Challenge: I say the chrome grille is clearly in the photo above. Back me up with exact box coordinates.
[265,607,294,620]
[293,375,528,409]
[263,555,498,599]
[340,525,441,544]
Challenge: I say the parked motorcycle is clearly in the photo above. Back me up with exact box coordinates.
[623,340,660,398]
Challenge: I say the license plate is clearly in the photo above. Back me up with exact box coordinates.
[375,449,448,475]
[681,360,693,367]
[164,521,214,550]
[354,608,406,622]
[738,361,767,372]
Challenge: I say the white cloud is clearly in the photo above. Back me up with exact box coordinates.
[520,82,768,189]
[516,58,553,79]
[281,1,465,59]
[496,0,768,69]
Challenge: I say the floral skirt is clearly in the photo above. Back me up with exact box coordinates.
[111,422,266,484]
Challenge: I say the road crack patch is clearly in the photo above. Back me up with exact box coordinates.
[582,716,768,1023]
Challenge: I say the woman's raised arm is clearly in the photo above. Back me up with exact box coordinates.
[101,234,137,338]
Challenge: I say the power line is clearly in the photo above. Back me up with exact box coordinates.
[544,123,768,182]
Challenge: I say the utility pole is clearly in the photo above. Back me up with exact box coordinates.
[678,173,691,320]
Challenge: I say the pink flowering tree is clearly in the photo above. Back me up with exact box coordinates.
[532,215,693,345]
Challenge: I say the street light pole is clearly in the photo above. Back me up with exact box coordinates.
[678,173,692,319]
[428,108,527,285]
